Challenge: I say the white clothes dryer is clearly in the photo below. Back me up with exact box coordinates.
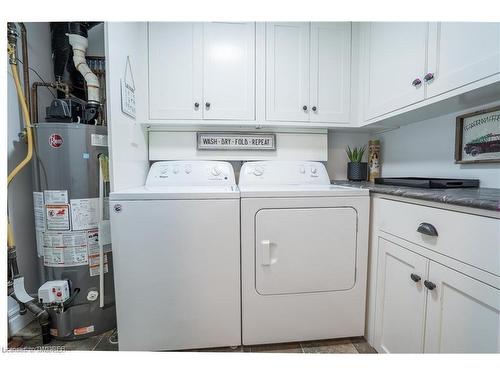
[239,161,369,345]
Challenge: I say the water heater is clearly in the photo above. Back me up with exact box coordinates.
[32,122,116,340]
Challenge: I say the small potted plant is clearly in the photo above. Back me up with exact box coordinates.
[346,145,368,181]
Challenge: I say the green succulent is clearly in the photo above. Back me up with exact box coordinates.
[346,145,366,163]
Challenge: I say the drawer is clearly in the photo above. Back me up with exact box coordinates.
[377,198,500,276]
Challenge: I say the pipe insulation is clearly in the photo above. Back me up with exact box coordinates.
[67,33,100,105]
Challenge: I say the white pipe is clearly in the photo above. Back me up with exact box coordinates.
[67,33,100,104]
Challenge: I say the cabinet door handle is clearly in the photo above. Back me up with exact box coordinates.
[410,273,421,282]
[412,78,422,87]
[417,222,438,237]
[205,102,211,109]
[424,72,435,82]
[194,102,200,109]
[302,105,308,111]
[312,106,317,112]
[424,280,436,290]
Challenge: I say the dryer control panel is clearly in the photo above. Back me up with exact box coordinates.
[146,161,236,186]
[239,161,330,185]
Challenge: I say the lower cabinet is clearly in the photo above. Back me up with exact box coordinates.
[374,238,427,353]
[424,261,500,353]
[374,236,500,353]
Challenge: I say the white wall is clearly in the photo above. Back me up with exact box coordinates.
[378,100,500,188]
[7,22,54,293]
[105,22,149,191]
[327,130,371,180]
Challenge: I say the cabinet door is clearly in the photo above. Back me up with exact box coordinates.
[363,23,427,120]
[426,22,500,98]
[309,22,351,123]
[203,22,255,120]
[266,22,310,122]
[374,238,428,353]
[148,23,203,120]
[424,262,500,353]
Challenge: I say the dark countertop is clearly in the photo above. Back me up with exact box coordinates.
[332,180,500,212]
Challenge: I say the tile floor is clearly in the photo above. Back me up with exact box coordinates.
[11,320,377,353]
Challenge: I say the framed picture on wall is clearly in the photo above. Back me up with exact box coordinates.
[455,105,500,164]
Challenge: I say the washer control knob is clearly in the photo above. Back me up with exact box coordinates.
[311,167,318,174]
[211,166,222,176]
[253,167,264,176]
[185,166,192,174]
[160,169,168,175]
[173,167,179,174]
[299,167,306,174]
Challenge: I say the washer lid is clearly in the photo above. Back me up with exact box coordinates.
[239,184,368,198]
[110,185,239,200]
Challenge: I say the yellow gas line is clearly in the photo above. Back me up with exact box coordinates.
[7,51,34,249]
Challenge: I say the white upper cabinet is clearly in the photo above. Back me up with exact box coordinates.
[363,22,428,120]
[148,22,255,121]
[361,22,500,124]
[266,22,352,123]
[266,22,310,122]
[310,22,351,123]
[203,22,255,120]
[426,22,500,98]
[149,23,203,120]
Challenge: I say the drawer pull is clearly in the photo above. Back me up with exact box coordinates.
[417,222,438,237]
[424,280,436,291]
[410,273,421,282]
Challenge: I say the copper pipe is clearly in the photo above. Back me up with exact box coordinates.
[18,23,31,115]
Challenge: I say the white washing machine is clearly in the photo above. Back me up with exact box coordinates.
[239,161,370,345]
[110,161,240,351]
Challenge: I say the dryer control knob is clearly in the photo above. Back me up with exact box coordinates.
[185,166,192,174]
[311,167,318,174]
[211,166,222,176]
[253,167,264,176]
[173,167,179,174]
[299,167,306,174]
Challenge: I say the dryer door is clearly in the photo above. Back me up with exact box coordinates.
[255,207,357,295]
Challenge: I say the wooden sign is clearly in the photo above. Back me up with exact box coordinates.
[455,106,500,164]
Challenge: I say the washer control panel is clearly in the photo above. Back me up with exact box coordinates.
[239,161,330,185]
[146,161,236,186]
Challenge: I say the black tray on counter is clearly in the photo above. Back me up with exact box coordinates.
[374,177,480,189]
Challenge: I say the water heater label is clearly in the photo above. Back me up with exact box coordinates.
[43,231,87,248]
[35,230,44,258]
[43,245,88,267]
[91,134,108,147]
[70,198,99,231]
[33,192,45,230]
[46,204,70,230]
[74,325,95,336]
[48,133,64,148]
[44,190,68,204]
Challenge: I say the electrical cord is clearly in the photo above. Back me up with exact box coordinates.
[15,57,56,98]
